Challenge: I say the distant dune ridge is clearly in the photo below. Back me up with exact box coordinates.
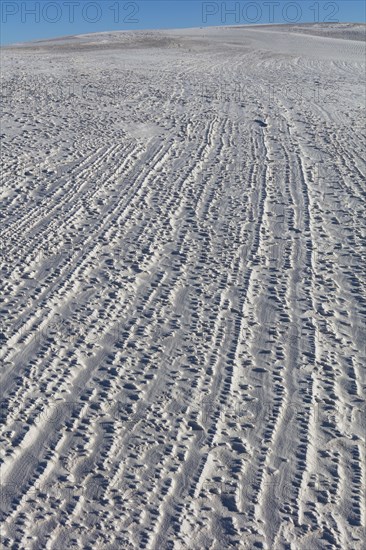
[1,23,365,550]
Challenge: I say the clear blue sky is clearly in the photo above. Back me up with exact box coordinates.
[1,1,365,45]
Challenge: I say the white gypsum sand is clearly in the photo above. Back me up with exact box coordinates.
[0,22,365,550]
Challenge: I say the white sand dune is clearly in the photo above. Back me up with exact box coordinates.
[1,23,365,550]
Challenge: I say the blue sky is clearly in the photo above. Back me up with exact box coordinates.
[1,1,365,45]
